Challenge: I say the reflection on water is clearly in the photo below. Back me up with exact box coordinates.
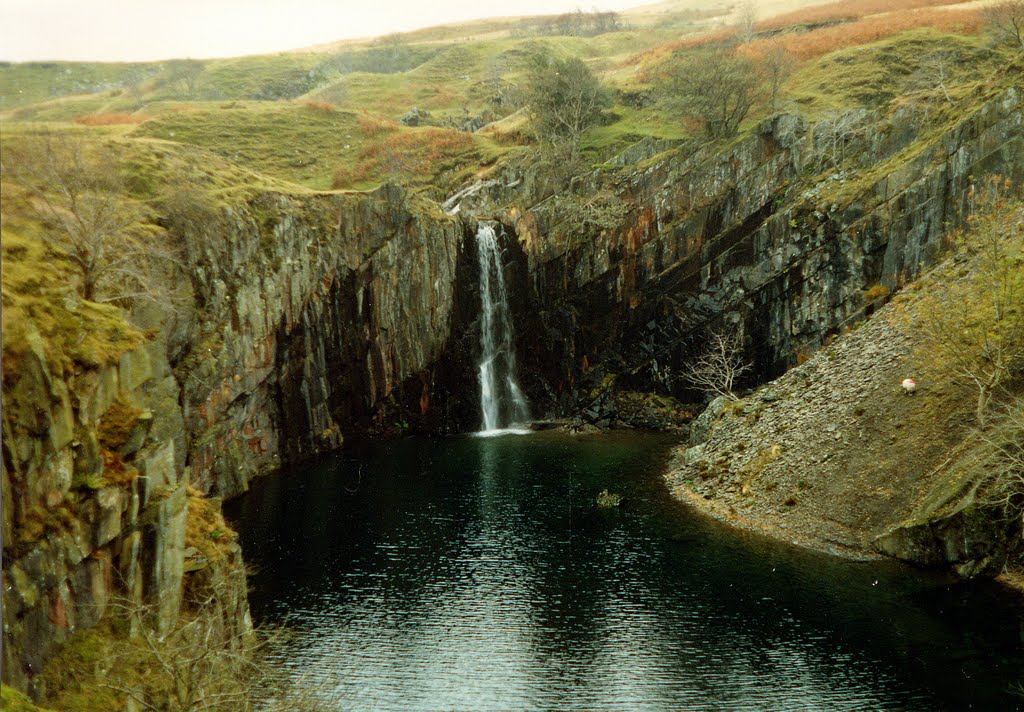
[226,432,1024,711]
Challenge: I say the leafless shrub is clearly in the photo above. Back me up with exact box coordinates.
[2,131,184,308]
[757,43,796,111]
[737,1,758,44]
[913,179,1024,427]
[977,400,1024,521]
[813,110,867,170]
[88,577,329,712]
[666,48,761,139]
[905,51,958,123]
[985,1,1024,50]
[684,327,752,401]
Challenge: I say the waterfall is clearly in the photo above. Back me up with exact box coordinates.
[476,224,530,432]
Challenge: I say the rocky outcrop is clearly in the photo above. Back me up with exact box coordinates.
[176,184,470,496]
[1,327,249,696]
[485,86,1024,410]
[874,455,1014,578]
[1,183,467,696]
[662,287,1020,575]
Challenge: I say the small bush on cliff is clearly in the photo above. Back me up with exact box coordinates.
[186,486,239,562]
[38,577,322,711]
[97,398,143,450]
[978,398,1024,521]
[913,179,1024,427]
[547,189,629,245]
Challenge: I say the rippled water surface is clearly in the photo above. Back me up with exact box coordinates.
[227,432,1024,710]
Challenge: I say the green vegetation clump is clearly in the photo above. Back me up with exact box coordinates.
[786,29,997,118]
[1,685,56,712]
[596,489,623,508]
[524,53,611,147]
[11,500,77,557]
[1,227,143,381]
[913,181,1024,427]
[186,486,239,562]
[132,103,502,192]
[97,398,143,451]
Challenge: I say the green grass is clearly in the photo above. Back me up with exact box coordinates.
[35,618,132,712]
[131,101,506,192]
[131,102,369,189]
[785,29,998,118]
[183,53,327,101]
[1,685,56,712]
[0,60,161,110]
[4,92,137,122]
[0,222,143,381]
[580,103,690,161]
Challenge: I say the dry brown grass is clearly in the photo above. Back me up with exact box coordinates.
[864,283,891,301]
[332,127,477,188]
[756,0,967,29]
[624,28,738,70]
[101,449,139,485]
[357,111,399,137]
[628,0,981,74]
[744,8,983,60]
[300,99,335,113]
[97,398,142,450]
[185,485,238,562]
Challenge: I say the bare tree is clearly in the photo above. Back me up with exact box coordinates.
[667,48,761,139]
[166,59,204,97]
[985,1,1024,51]
[758,43,795,111]
[684,327,752,401]
[914,180,1024,427]
[525,53,611,149]
[1,132,180,304]
[737,1,758,44]
[903,50,963,128]
[978,399,1024,520]
[813,110,866,170]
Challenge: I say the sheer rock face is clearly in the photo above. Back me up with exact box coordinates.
[501,87,1023,405]
[178,184,469,497]
[1,333,205,694]
[1,184,464,694]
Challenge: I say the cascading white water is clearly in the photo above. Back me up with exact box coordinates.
[476,224,530,433]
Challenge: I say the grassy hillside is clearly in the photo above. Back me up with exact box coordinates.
[3,0,1010,197]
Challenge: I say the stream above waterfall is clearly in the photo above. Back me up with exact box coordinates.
[226,432,1024,710]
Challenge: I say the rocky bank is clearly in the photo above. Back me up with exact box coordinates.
[665,285,1020,578]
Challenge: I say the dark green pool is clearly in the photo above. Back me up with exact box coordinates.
[226,431,1024,710]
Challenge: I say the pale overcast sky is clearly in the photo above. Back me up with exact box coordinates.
[0,0,640,62]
